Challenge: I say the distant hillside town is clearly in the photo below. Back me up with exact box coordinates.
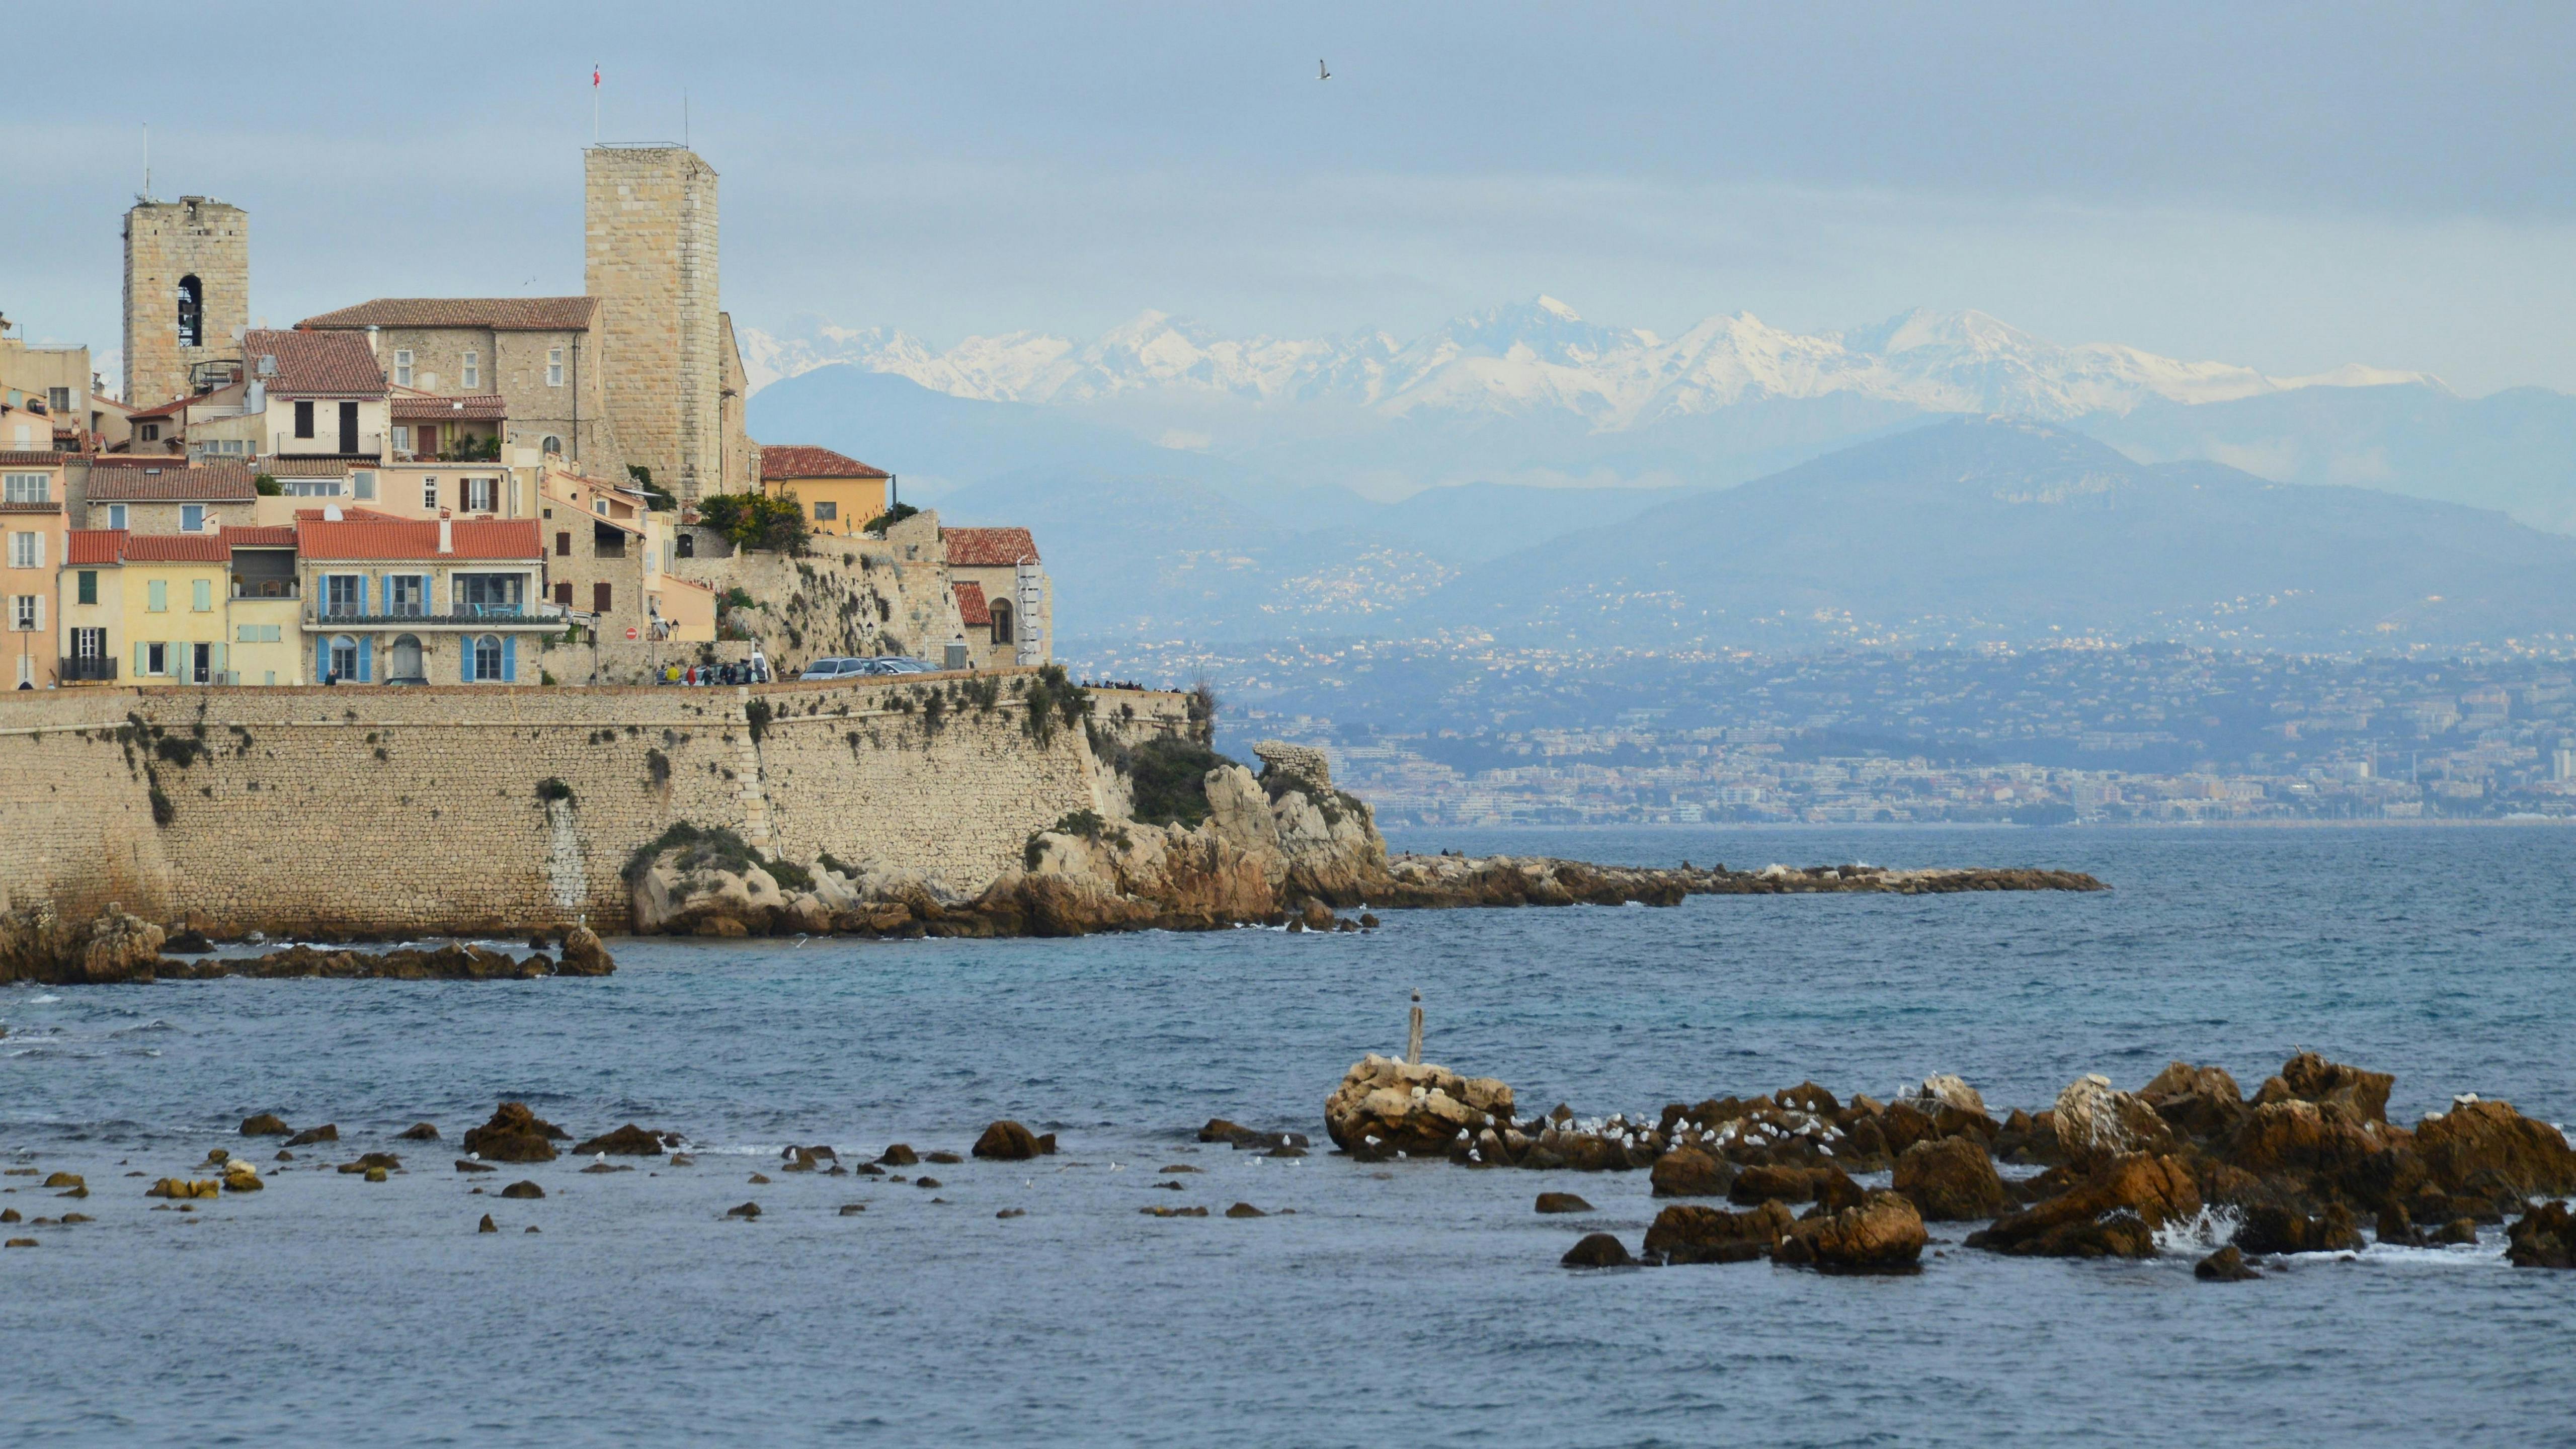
[0,144,1050,690]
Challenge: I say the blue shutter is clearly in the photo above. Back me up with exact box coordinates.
[359,575,370,616]
[316,639,327,681]
[135,640,148,677]
[358,637,373,683]
[463,636,475,683]
[502,636,517,683]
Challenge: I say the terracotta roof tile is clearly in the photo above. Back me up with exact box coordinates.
[66,529,126,565]
[760,444,889,481]
[225,525,298,547]
[241,329,386,397]
[942,526,1039,566]
[126,395,193,421]
[390,393,507,422]
[123,534,231,562]
[298,297,598,332]
[296,516,541,562]
[84,461,258,502]
[292,506,405,522]
[952,580,990,626]
[0,451,66,466]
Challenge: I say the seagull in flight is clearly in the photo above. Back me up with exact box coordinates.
[1319,59,1331,80]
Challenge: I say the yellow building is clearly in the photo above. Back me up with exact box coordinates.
[58,525,306,686]
[757,445,891,536]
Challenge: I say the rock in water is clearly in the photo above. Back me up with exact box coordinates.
[2195,1245,2262,1281]
[1893,1136,2007,1221]
[2137,1062,2248,1138]
[397,1122,440,1141]
[1534,1192,1594,1215]
[2505,1201,2576,1269]
[239,1113,292,1137]
[1325,1054,1515,1157]
[285,1124,338,1147]
[477,1214,499,1234]
[554,925,615,976]
[2414,1098,2576,1198]
[220,1161,263,1193]
[2052,1074,2174,1161]
[1198,1118,1249,1143]
[462,1102,564,1163]
[1776,1191,1928,1271]
[499,1180,545,1200]
[1225,1202,1266,1218]
[1643,1201,1793,1264]
[1967,1152,2201,1258]
[727,1201,761,1219]
[1560,1232,1635,1268]
[2258,1052,2395,1124]
[2235,1202,2366,1256]
[1908,1074,1987,1116]
[972,1121,1041,1161]
[877,1144,919,1167]
[572,1123,668,1157]
[1649,1147,1734,1198]
[454,1159,497,1174]
[80,906,165,983]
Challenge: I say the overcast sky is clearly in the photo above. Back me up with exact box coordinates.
[7,2,2572,394]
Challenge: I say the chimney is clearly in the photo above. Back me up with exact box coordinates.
[438,509,453,554]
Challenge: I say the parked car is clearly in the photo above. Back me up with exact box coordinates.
[799,658,863,681]
[863,656,938,675]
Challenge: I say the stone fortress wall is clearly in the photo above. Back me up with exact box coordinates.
[124,197,250,408]
[0,673,1194,937]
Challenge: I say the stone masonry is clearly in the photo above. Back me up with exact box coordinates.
[585,147,720,503]
[124,197,249,407]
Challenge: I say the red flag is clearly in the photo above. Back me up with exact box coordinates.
[592,65,601,88]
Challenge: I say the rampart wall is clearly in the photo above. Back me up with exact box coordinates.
[0,673,1195,937]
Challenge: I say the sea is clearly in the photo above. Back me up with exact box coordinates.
[3,824,2571,1447]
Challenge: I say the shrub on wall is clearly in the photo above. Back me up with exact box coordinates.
[1124,737,1229,828]
[697,492,809,552]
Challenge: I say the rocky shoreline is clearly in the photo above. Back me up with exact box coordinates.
[1318,1050,2576,1273]
[0,903,613,986]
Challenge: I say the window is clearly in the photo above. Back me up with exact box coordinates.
[471,634,503,681]
[6,531,37,568]
[145,641,168,676]
[461,351,479,389]
[192,578,213,612]
[675,532,693,558]
[462,477,498,513]
[593,582,612,613]
[541,435,562,455]
[147,579,168,612]
[324,575,364,617]
[455,573,524,615]
[10,596,34,630]
[554,531,571,556]
[294,400,315,439]
[553,581,573,606]
[180,504,206,532]
[106,504,127,529]
[594,499,608,516]
[283,479,342,497]
[547,349,564,387]
[392,426,411,454]
[424,476,441,509]
[177,275,202,348]
[73,626,103,660]
[76,571,96,605]
[49,387,71,413]
[386,575,425,617]
[813,501,838,522]
[329,635,359,681]
[992,600,1015,645]
[352,471,377,501]
[138,424,159,442]
[393,350,414,388]
[3,472,47,504]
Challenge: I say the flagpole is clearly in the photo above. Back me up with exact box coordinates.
[592,63,600,143]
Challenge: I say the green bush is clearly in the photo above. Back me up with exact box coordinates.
[535,777,575,805]
[1125,736,1228,828]
[696,491,810,552]
[628,464,678,511]
[253,473,282,497]
[863,502,921,535]
[1020,665,1092,746]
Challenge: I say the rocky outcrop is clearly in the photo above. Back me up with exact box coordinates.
[1649,1146,1733,1198]
[1324,1055,1514,1157]
[1775,1191,1928,1271]
[463,1102,566,1164]
[1893,1135,2007,1221]
[1966,1152,2202,1258]
[2138,1062,2249,1139]
[1560,1232,1635,1268]
[972,1120,1044,1161]
[0,903,166,985]
[1644,1200,1794,1263]
[2233,1202,2365,1255]
[2053,1074,2175,1162]
[572,1124,670,1157]
[2413,1098,2576,1199]
[2505,1201,2576,1269]
[239,1113,291,1137]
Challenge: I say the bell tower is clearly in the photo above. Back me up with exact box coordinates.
[122,195,249,406]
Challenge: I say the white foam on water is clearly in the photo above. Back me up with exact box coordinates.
[2153,1204,2243,1256]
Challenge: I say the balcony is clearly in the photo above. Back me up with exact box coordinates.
[272,432,382,459]
[60,657,117,683]
[233,579,299,600]
[303,603,566,630]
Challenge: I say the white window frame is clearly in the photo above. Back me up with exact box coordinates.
[392,425,411,454]
[3,472,48,504]
[106,503,128,529]
[48,387,70,413]
[471,633,504,681]
[422,476,439,510]
[462,476,498,513]
[393,349,414,388]
[547,349,564,387]
[283,479,343,498]
[10,595,36,631]
[385,573,428,618]
[461,350,479,389]
[145,641,168,676]
[180,504,206,532]
[322,574,365,618]
[352,470,377,501]
[6,531,38,569]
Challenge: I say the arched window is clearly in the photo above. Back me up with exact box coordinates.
[990,600,1014,645]
[541,435,563,456]
[388,634,425,685]
[675,531,694,558]
[177,275,203,348]
[472,634,503,682]
[328,634,359,682]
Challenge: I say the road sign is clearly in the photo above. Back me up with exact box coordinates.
[625,626,639,640]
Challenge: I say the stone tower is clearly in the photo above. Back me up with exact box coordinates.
[123,196,248,406]
[584,146,720,503]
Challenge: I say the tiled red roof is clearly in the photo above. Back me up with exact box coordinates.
[292,506,405,522]
[942,526,1039,566]
[390,393,507,422]
[0,450,66,466]
[243,329,386,397]
[123,534,231,562]
[296,516,541,561]
[225,525,298,547]
[66,530,126,565]
[127,395,193,421]
[760,444,888,481]
[84,461,258,502]
[298,297,598,332]
[953,580,990,626]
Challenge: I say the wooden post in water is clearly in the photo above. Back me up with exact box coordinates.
[1406,989,1423,1065]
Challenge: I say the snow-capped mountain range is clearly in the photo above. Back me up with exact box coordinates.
[739,299,2437,430]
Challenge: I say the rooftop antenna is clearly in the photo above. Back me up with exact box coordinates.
[140,123,150,203]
